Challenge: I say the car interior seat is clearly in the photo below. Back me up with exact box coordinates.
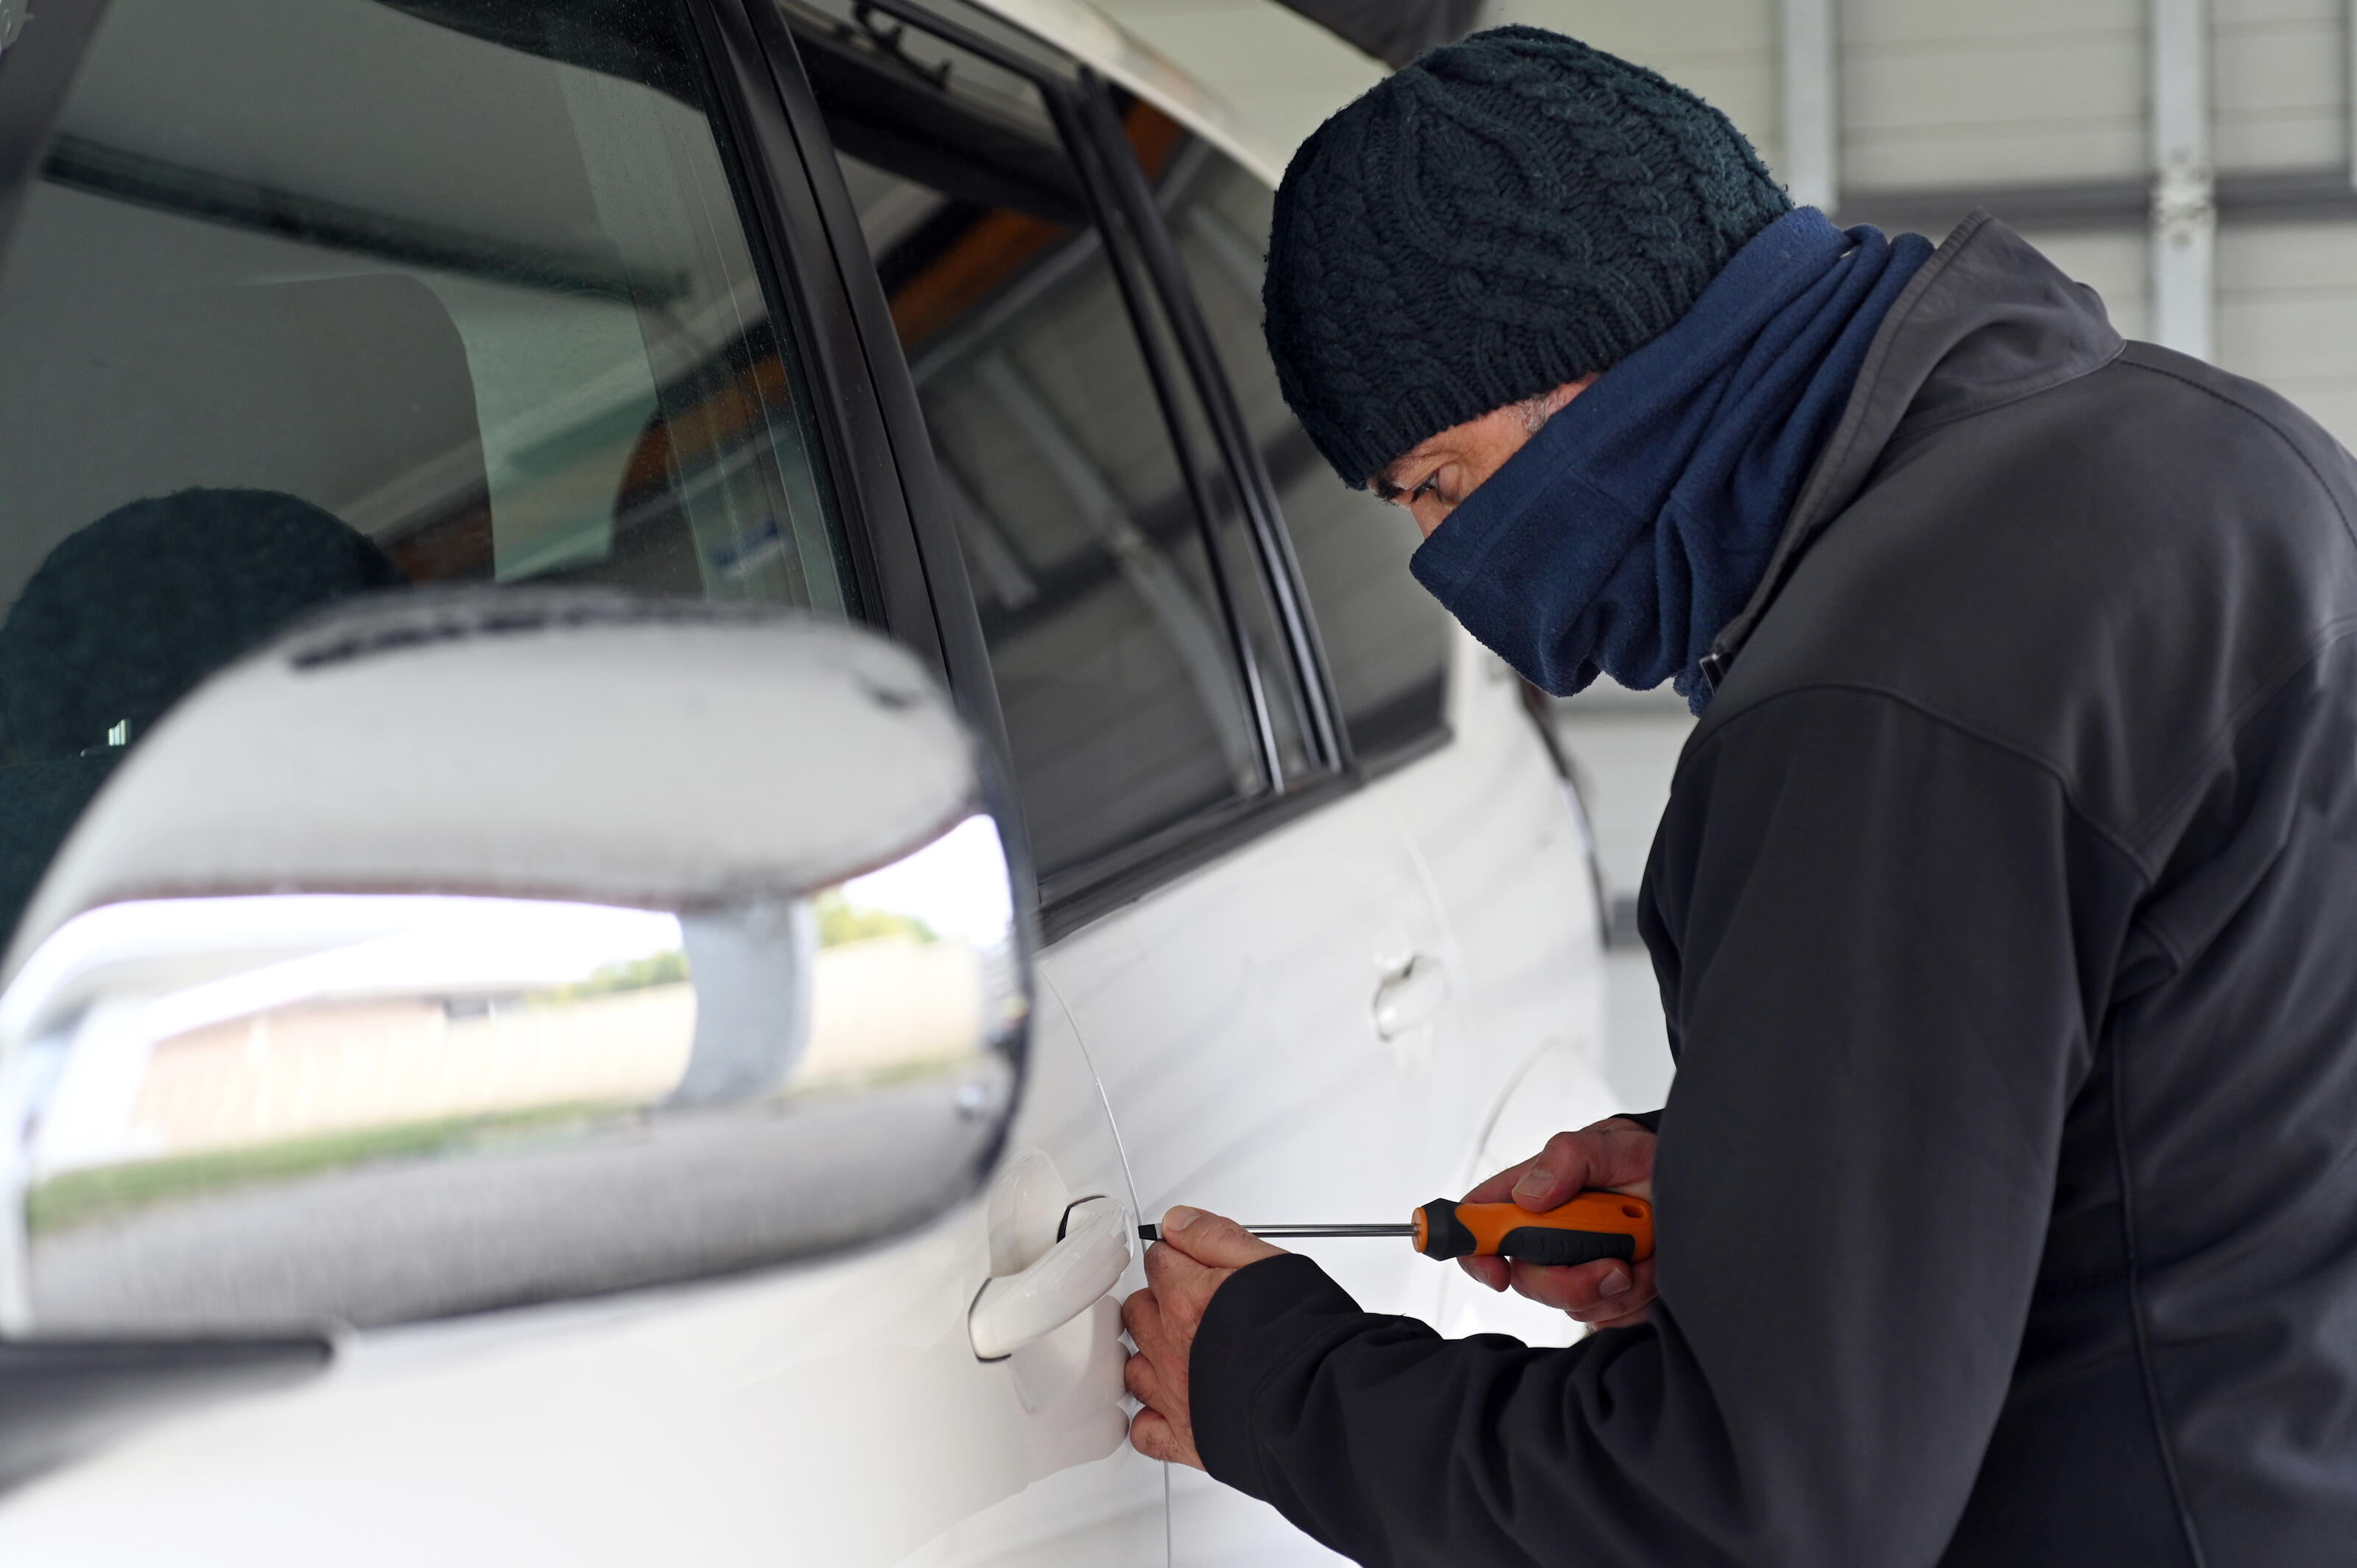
[0,488,407,943]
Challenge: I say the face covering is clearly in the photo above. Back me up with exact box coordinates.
[1408,208,1934,713]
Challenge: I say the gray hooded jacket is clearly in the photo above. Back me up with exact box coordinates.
[1187,212,2357,1567]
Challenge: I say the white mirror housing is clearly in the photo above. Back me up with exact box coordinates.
[0,591,1028,1336]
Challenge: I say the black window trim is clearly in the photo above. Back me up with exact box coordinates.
[1069,71,1351,776]
[696,3,955,669]
[807,0,1297,814]
[724,0,1031,775]
[1072,81,1457,784]
[804,0,1430,928]
[1043,80,1288,791]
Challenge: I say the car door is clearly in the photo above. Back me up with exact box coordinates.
[1138,130,1620,1354]
[771,0,1522,1257]
[1072,95,1616,1563]
[770,3,1612,1561]
[766,6,1488,1561]
[0,1,1153,1561]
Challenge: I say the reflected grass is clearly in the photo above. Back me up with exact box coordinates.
[24,1057,983,1238]
[26,1100,624,1237]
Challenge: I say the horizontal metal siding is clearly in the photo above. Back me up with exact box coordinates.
[2218,222,2357,448]
[2212,0,2344,171]
[1841,0,2146,189]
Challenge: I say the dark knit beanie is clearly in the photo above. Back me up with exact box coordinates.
[1264,26,1792,486]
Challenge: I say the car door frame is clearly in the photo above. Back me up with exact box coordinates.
[740,0,1421,946]
[0,0,1455,960]
[695,0,1019,771]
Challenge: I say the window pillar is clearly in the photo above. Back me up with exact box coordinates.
[1780,0,1839,214]
[2151,0,2216,359]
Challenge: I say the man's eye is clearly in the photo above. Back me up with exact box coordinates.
[1409,474,1441,503]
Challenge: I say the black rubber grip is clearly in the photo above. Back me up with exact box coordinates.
[1417,1199,1478,1259]
[1497,1226,1636,1267]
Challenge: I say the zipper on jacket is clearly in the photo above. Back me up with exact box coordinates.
[1696,645,1729,700]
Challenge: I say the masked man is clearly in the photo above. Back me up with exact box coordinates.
[1121,27,2357,1568]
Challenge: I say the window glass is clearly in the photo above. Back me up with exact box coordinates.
[1151,134,1456,762]
[0,0,850,938]
[1102,104,1316,783]
[784,2,1269,879]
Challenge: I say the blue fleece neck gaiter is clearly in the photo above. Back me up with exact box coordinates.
[1408,208,1933,713]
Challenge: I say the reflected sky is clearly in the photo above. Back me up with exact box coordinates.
[835,814,1013,951]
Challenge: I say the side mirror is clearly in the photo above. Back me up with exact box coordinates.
[0,591,1025,1336]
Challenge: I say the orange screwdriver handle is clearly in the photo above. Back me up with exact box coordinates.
[1413,1192,1654,1266]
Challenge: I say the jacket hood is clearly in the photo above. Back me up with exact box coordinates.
[1704,210,2126,681]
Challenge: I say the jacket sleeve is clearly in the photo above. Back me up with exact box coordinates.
[1187,687,2146,1567]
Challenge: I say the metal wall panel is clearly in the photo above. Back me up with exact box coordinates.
[2219,222,2357,443]
[1841,0,2146,188]
[2212,0,2344,170]
[2027,228,2154,337]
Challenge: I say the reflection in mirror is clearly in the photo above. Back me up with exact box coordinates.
[0,815,1022,1335]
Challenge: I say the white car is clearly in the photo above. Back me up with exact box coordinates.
[0,0,1612,1562]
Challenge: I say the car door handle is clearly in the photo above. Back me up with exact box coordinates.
[1371,955,1447,1040]
[969,1196,1135,1360]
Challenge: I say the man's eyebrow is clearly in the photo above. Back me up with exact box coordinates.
[1369,450,1430,499]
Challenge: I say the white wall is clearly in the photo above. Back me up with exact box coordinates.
[2221,222,2357,435]
[1841,0,2148,189]
[2213,0,2344,172]
[1545,688,1689,1111]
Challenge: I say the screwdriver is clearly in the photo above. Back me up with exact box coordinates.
[1139,1190,1652,1268]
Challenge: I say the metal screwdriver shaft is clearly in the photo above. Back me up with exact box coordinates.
[1136,1223,1413,1242]
[1134,1193,1652,1265]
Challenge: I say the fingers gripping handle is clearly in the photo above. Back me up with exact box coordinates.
[969,1196,1134,1360]
[1414,1192,1654,1265]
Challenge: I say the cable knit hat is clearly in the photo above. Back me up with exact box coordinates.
[1265,26,1791,486]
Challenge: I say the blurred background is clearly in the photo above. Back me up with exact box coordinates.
[1090,0,2357,1111]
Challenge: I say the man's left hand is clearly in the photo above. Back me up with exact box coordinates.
[1122,1206,1285,1468]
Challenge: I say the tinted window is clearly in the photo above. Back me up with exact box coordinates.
[1152,136,1455,762]
[0,0,849,935]
[788,3,1271,878]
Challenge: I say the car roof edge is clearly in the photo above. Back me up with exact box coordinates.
[963,0,1288,187]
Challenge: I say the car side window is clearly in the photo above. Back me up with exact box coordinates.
[1149,131,1457,763]
[785,3,1272,879]
[0,0,851,938]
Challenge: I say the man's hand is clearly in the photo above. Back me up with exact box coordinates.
[1461,1117,1657,1330]
[1122,1206,1285,1469]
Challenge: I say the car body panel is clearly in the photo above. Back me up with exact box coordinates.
[1086,633,1611,1567]
[958,0,1286,186]
[0,958,1156,1567]
[0,1,1611,1561]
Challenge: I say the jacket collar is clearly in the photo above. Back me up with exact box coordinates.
[1696,210,2126,692]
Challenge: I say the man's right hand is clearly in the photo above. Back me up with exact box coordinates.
[1461,1116,1657,1330]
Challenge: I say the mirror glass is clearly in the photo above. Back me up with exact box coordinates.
[0,814,1021,1335]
